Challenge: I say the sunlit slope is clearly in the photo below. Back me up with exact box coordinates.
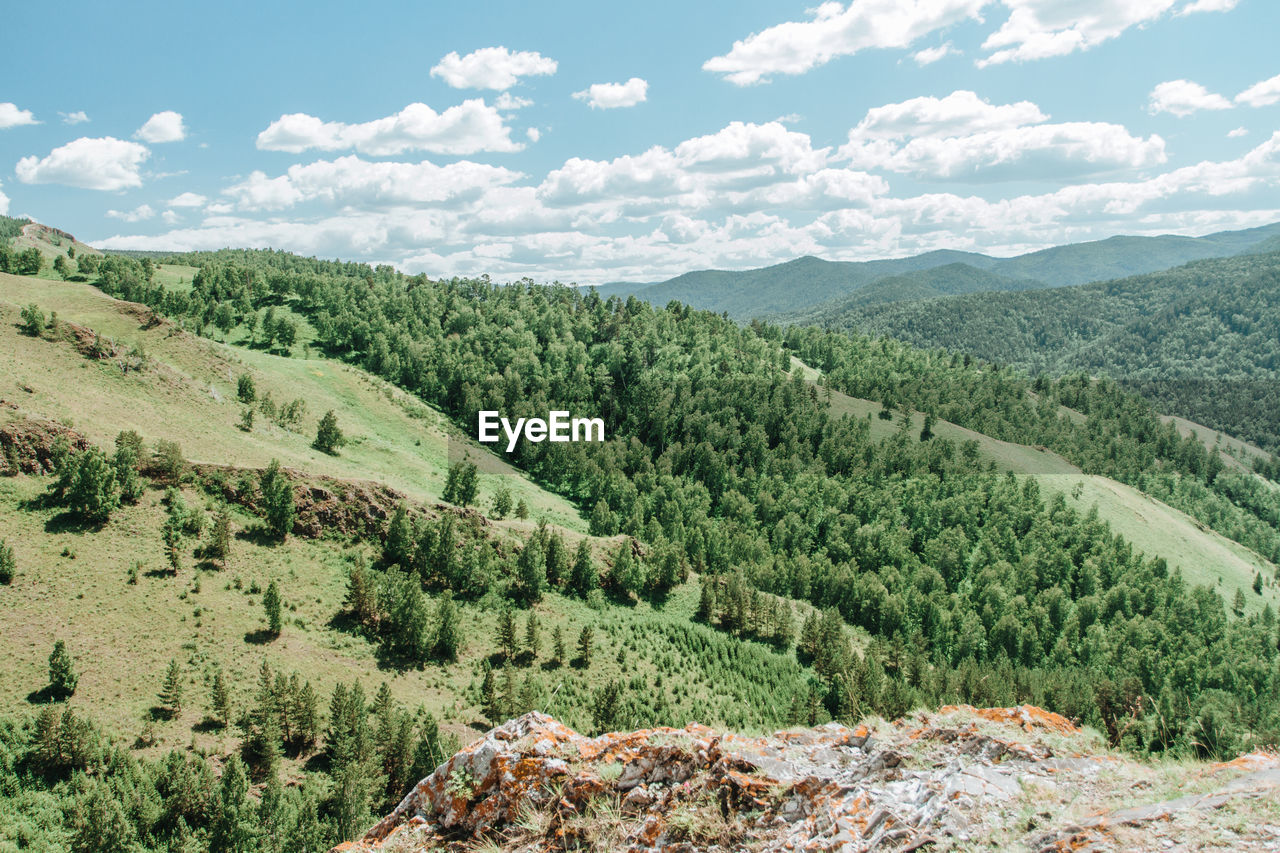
[809,370,1278,615]
[0,271,584,531]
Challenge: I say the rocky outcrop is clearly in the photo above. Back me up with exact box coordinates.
[0,414,89,474]
[338,708,1280,852]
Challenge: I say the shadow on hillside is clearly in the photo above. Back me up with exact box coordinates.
[235,525,282,547]
[326,610,366,638]
[243,628,277,645]
[148,706,177,722]
[192,717,226,734]
[40,511,105,535]
[25,685,64,705]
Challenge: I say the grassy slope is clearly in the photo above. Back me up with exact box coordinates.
[0,267,823,757]
[808,369,1279,615]
[0,271,583,532]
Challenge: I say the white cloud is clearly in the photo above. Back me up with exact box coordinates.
[495,92,533,110]
[225,155,524,211]
[106,204,156,222]
[843,121,1166,179]
[1236,73,1280,108]
[15,137,150,191]
[162,210,182,225]
[60,110,90,125]
[1178,0,1238,12]
[0,182,8,216]
[1148,79,1232,116]
[167,192,208,208]
[1228,127,1248,138]
[838,90,1163,181]
[572,78,649,109]
[256,100,523,156]
[912,42,957,65]
[430,47,557,90]
[135,111,187,143]
[976,0,1238,67]
[704,0,987,85]
[526,127,542,142]
[849,90,1047,140]
[0,103,39,129]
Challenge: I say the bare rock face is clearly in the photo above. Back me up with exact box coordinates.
[337,708,1280,852]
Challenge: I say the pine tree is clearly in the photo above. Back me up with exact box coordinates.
[551,624,566,666]
[514,499,529,520]
[696,577,717,623]
[490,485,513,519]
[208,506,232,566]
[66,447,120,523]
[480,663,501,725]
[383,503,413,567]
[48,640,78,698]
[236,374,256,404]
[591,681,622,734]
[569,539,597,598]
[210,755,253,853]
[346,556,379,630]
[576,625,593,668]
[589,498,617,536]
[434,591,461,661]
[442,460,478,506]
[260,459,295,541]
[524,611,540,661]
[0,539,14,585]
[160,659,184,717]
[113,445,144,505]
[496,607,518,661]
[264,580,283,636]
[515,536,545,605]
[1233,587,1247,616]
[1254,573,1264,595]
[313,410,344,455]
[210,668,232,728]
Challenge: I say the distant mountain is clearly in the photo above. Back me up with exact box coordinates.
[597,221,1280,319]
[814,251,1280,452]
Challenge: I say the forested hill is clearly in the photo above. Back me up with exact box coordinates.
[595,221,1280,319]
[811,251,1280,453]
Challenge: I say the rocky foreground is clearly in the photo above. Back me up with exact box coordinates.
[336,707,1280,852]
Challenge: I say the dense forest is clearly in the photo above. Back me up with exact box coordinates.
[4,244,1280,851]
[797,252,1280,453]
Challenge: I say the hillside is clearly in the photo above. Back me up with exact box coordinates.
[816,251,1280,453]
[600,221,1280,319]
[2,233,1279,852]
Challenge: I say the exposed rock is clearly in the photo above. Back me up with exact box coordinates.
[337,709,1280,853]
[0,415,89,474]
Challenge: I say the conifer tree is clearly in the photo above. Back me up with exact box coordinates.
[210,668,232,728]
[210,755,253,853]
[515,535,546,605]
[313,410,343,455]
[208,505,233,566]
[551,624,566,666]
[66,447,119,523]
[576,625,593,668]
[0,539,14,585]
[569,539,596,598]
[383,503,413,567]
[346,556,378,630]
[434,591,461,661]
[514,499,529,520]
[160,659,184,717]
[490,485,513,519]
[264,580,283,636]
[260,459,295,541]
[236,373,256,404]
[496,607,518,661]
[524,611,540,661]
[48,640,78,698]
[480,663,501,725]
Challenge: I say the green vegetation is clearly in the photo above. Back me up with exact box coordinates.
[0,231,1277,852]
[816,252,1280,453]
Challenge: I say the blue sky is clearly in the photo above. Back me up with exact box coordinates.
[2,0,1278,283]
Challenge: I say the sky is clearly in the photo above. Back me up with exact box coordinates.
[2,0,1279,284]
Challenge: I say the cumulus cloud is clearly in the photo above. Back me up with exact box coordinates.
[0,183,8,216]
[162,210,182,225]
[0,102,39,129]
[1228,127,1248,138]
[850,90,1047,140]
[1236,72,1280,108]
[107,204,156,222]
[430,47,557,90]
[912,42,957,65]
[1148,80,1231,116]
[838,91,1163,180]
[16,137,150,191]
[704,0,986,85]
[526,127,542,142]
[572,78,649,109]
[975,0,1237,67]
[60,110,90,125]
[135,111,187,143]
[167,192,208,208]
[256,101,523,156]
[224,155,524,211]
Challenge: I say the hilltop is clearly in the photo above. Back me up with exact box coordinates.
[597,221,1280,319]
